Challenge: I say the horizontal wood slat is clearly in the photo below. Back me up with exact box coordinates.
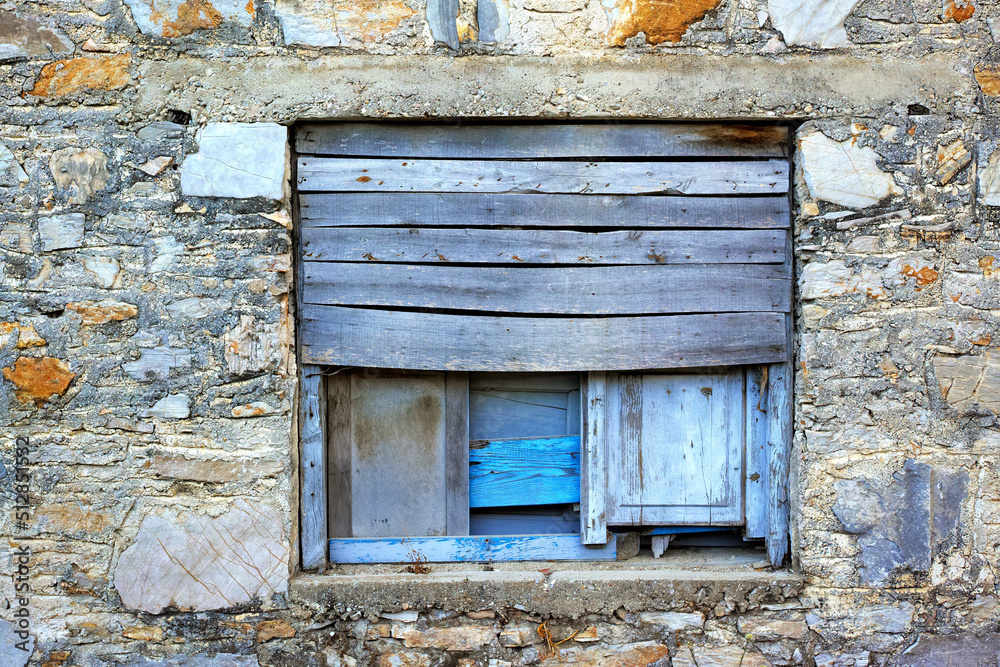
[297,123,789,158]
[301,304,789,371]
[301,228,786,265]
[470,436,581,508]
[302,263,792,315]
[329,534,617,562]
[297,158,789,195]
[300,193,790,229]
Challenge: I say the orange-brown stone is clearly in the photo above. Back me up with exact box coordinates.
[339,0,416,43]
[606,0,721,45]
[29,54,132,97]
[2,356,75,404]
[945,0,974,22]
[35,503,110,534]
[976,65,1000,97]
[67,300,139,326]
[256,619,296,642]
[163,0,224,37]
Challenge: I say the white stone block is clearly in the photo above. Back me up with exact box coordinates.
[180,123,287,200]
[799,130,898,209]
[768,0,862,48]
[38,213,85,251]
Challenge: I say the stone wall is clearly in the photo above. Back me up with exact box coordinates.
[1,0,999,664]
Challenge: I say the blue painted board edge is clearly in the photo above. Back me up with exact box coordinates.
[470,435,581,508]
[329,534,616,563]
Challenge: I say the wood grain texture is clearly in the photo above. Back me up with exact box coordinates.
[301,227,787,265]
[302,263,792,315]
[605,371,744,526]
[296,123,789,158]
[766,361,792,567]
[300,366,327,569]
[301,304,789,371]
[469,436,581,508]
[470,510,579,535]
[426,0,459,48]
[300,193,790,229]
[327,370,352,539]
[744,366,768,540]
[581,372,609,544]
[446,372,470,536]
[470,386,579,440]
[297,158,790,195]
[329,534,617,563]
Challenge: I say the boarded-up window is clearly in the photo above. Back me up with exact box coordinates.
[296,123,792,568]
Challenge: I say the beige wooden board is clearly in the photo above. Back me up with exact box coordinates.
[297,158,790,195]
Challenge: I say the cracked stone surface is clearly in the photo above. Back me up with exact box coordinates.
[180,123,287,200]
[113,499,289,613]
[768,0,862,48]
[799,130,898,208]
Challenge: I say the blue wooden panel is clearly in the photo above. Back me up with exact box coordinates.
[329,534,616,563]
[470,436,581,508]
[646,526,722,535]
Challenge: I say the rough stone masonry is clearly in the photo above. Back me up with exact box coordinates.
[1,0,999,664]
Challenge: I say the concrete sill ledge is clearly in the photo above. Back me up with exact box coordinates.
[290,555,804,618]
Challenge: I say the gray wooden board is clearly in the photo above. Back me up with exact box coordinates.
[744,366,768,540]
[446,372,470,536]
[299,193,790,229]
[470,372,580,392]
[327,371,352,539]
[301,228,787,265]
[297,158,790,195]
[296,123,789,158]
[470,511,580,535]
[581,372,609,545]
[605,370,745,526]
[470,387,579,440]
[299,366,327,569]
[349,373,449,538]
[329,534,617,562]
[302,263,792,315]
[301,305,789,371]
[766,361,792,566]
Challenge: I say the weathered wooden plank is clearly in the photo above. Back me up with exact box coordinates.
[329,534,617,563]
[302,263,792,315]
[301,305,789,371]
[606,371,745,526]
[301,228,786,265]
[581,372,608,545]
[470,372,580,392]
[349,373,449,538]
[470,436,581,508]
[766,361,792,567]
[300,193,790,229]
[470,511,579,535]
[327,370,352,538]
[744,366,768,540]
[426,0,459,48]
[296,123,789,158]
[446,372,470,536]
[300,366,327,569]
[297,158,790,195]
[470,387,577,440]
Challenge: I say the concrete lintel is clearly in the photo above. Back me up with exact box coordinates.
[137,53,969,124]
[290,568,803,618]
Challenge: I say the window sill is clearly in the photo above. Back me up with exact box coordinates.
[290,548,804,618]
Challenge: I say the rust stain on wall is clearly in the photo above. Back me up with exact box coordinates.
[606,0,722,45]
[901,264,939,290]
[162,0,224,36]
[29,54,132,97]
[67,300,139,326]
[3,356,75,404]
[945,0,974,22]
[339,0,416,42]
[975,65,1000,97]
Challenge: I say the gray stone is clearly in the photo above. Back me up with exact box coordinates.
[38,213,85,251]
[142,394,191,418]
[166,297,229,319]
[114,498,289,613]
[50,147,109,204]
[0,619,34,667]
[81,255,121,288]
[123,0,253,37]
[120,653,259,666]
[0,143,29,184]
[980,148,1000,207]
[638,611,705,632]
[123,347,192,382]
[799,130,897,208]
[0,11,75,61]
[275,0,342,46]
[935,352,1000,413]
[137,121,186,141]
[767,0,862,48]
[894,633,1000,666]
[180,123,287,200]
[147,236,184,272]
[833,460,968,584]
